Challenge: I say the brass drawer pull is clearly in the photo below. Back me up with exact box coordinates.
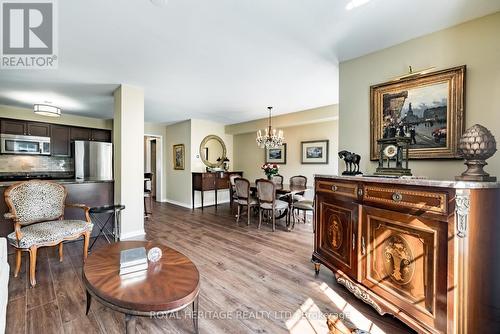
[392,192,403,202]
[331,185,338,192]
[352,234,355,250]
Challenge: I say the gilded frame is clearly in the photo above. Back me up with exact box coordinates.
[199,135,227,168]
[173,144,185,170]
[370,65,466,160]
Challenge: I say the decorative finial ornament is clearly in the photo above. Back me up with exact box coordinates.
[456,124,497,182]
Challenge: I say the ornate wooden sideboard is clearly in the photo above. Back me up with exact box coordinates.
[192,171,243,209]
[313,175,500,334]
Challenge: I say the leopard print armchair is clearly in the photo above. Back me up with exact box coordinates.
[4,180,93,287]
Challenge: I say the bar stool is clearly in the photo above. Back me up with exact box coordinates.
[88,204,125,252]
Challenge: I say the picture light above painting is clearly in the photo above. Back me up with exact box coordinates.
[370,65,466,160]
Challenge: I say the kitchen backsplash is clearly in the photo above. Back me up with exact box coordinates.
[0,155,73,173]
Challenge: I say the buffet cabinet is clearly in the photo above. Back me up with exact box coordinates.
[313,176,500,334]
[192,171,243,209]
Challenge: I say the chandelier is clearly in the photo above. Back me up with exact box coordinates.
[256,106,284,148]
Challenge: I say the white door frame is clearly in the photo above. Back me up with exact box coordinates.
[144,134,163,202]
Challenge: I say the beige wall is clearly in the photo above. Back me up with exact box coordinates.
[0,104,112,129]
[339,12,500,180]
[190,119,234,207]
[226,104,338,135]
[232,105,339,184]
[165,120,191,206]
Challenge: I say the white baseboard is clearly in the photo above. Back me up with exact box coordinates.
[165,198,192,209]
[192,198,230,208]
[164,198,231,209]
[120,230,146,240]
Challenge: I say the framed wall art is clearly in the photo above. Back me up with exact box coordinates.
[301,140,329,164]
[173,144,185,170]
[265,144,286,164]
[370,65,465,160]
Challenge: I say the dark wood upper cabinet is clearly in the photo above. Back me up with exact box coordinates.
[1,119,27,135]
[91,129,111,142]
[50,125,71,157]
[70,127,91,141]
[26,122,50,137]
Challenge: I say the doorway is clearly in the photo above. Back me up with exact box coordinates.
[144,135,163,202]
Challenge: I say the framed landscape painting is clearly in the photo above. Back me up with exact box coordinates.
[173,144,185,170]
[265,144,286,164]
[370,65,465,160]
[301,140,329,164]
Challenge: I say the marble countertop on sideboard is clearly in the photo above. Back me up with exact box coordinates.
[314,174,500,189]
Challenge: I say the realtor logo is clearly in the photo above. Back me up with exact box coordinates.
[1,0,58,69]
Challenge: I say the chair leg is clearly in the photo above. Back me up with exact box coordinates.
[236,204,241,223]
[258,208,262,229]
[149,195,153,216]
[247,205,251,226]
[28,246,37,287]
[14,249,22,277]
[83,231,90,263]
[272,210,276,232]
[58,242,63,262]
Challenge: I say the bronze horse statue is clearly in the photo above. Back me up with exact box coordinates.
[338,150,362,175]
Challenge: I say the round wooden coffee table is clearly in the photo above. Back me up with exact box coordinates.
[83,241,200,334]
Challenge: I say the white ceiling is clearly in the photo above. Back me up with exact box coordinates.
[0,0,499,123]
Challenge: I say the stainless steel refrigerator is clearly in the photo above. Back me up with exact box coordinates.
[74,141,113,180]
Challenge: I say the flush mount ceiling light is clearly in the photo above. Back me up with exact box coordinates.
[346,0,371,10]
[33,104,61,117]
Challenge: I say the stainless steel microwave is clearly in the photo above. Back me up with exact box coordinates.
[0,134,51,155]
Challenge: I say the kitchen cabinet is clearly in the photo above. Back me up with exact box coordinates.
[1,119,27,135]
[1,119,50,137]
[313,175,500,334]
[91,129,112,142]
[50,125,71,156]
[70,127,92,141]
[70,127,111,142]
[27,122,50,137]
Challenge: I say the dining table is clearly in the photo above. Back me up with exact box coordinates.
[249,182,312,231]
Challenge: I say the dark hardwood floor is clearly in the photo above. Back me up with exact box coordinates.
[6,202,414,334]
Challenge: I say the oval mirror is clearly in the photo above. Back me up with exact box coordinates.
[200,135,227,168]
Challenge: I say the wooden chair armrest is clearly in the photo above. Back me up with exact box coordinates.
[66,203,91,223]
[3,213,23,242]
[4,212,16,220]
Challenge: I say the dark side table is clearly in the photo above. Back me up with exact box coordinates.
[88,204,125,251]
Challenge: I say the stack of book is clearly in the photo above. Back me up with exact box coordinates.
[119,247,148,276]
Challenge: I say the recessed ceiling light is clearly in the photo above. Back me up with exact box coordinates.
[346,0,371,10]
[150,0,167,7]
[34,104,61,117]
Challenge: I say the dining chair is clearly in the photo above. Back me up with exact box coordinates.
[290,175,308,202]
[144,172,153,218]
[4,180,93,287]
[229,174,241,211]
[234,178,258,225]
[256,179,289,231]
[292,199,314,230]
[271,174,284,186]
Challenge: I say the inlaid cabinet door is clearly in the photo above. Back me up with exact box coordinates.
[316,194,358,278]
[361,205,448,332]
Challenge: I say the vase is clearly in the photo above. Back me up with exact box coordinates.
[266,175,272,180]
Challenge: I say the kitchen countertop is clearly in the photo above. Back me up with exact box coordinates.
[314,174,500,189]
[0,178,114,187]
